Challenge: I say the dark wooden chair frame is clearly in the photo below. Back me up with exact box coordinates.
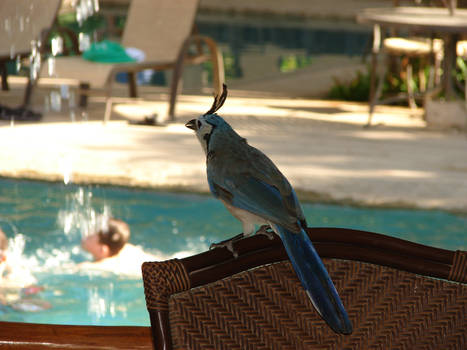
[142,227,467,350]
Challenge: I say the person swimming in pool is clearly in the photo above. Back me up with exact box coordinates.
[0,227,51,312]
[1,227,37,290]
[79,217,163,276]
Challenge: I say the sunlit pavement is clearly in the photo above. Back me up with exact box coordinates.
[1,85,466,213]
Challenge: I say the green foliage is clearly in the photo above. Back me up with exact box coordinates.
[203,51,240,83]
[50,12,106,55]
[57,12,106,36]
[456,57,466,87]
[203,52,314,83]
[202,61,213,83]
[328,69,371,102]
[222,52,239,79]
[278,54,313,73]
[327,60,442,102]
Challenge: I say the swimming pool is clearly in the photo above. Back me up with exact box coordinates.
[0,178,465,326]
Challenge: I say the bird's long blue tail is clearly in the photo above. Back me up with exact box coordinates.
[273,224,352,334]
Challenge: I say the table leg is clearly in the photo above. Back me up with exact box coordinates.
[1,60,9,91]
[367,25,382,126]
[443,33,459,100]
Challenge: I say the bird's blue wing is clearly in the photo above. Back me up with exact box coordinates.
[208,174,302,233]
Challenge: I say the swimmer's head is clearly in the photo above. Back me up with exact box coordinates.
[97,218,130,256]
[82,218,130,260]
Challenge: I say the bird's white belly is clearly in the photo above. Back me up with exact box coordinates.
[221,200,267,236]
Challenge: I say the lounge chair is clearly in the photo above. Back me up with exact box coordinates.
[39,0,225,122]
[142,227,466,349]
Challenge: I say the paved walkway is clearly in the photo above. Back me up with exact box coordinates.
[1,87,466,213]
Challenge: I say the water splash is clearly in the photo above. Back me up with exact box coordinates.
[78,32,91,52]
[0,217,63,275]
[57,187,112,240]
[4,18,11,34]
[2,232,38,285]
[34,246,73,271]
[93,0,100,13]
[60,85,70,100]
[43,94,50,113]
[9,44,15,60]
[15,55,21,72]
[18,16,24,32]
[49,90,61,112]
[69,90,77,122]
[171,220,179,235]
[29,39,41,82]
[47,57,55,77]
[88,285,108,320]
[50,36,63,57]
[60,152,72,185]
[87,281,128,322]
[76,0,100,26]
[6,234,26,259]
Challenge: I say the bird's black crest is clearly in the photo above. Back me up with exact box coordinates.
[204,84,227,115]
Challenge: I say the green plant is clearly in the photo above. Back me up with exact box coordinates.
[203,51,240,83]
[57,12,106,37]
[327,59,438,102]
[278,54,313,73]
[328,69,371,102]
[456,57,466,90]
[51,12,106,55]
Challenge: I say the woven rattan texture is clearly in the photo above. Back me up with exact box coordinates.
[168,259,466,350]
[449,250,467,283]
[142,259,190,311]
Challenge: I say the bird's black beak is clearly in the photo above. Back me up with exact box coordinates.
[185,119,197,131]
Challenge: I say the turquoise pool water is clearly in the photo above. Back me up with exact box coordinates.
[0,178,465,326]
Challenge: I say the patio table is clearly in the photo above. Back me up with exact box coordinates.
[357,6,467,100]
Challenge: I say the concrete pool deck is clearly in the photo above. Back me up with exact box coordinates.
[1,84,467,214]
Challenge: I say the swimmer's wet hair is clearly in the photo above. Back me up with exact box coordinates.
[97,218,130,257]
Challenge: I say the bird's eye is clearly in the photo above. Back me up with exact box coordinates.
[197,120,202,129]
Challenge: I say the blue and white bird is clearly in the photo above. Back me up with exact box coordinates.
[185,85,352,335]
